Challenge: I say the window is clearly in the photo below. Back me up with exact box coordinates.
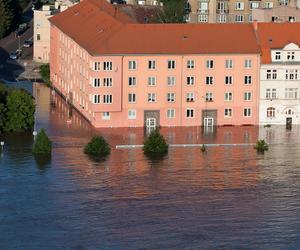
[128,77,136,86]
[244,92,252,101]
[198,14,208,22]
[37,34,41,40]
[244,76,252,84]
[235,2,244,10]
[235,15,244,22]
[217,14,227,23]
[186,92,195,102]
[266,88,276,99]
[148,60,156,69]
[93,78,100,87]
[275,52,281,60]
[93,95,100,104]
[167,76,176,86]
[187,76,195,85]
[244,59,252,68]
[266,69,277,79]
[102,112,110,120]
[285,88,298,99]
[224,108,232,117]
[225,76,232,85]
[287,52,295,61]
[206,60,214,69]
[167,92,175,102]
[250,2,259,9]
[285,69,298,80]
[187,60,195,69]
[168,60,176,69]
[267,107,275,118]
[148,93,156,102]
[224,92,233,101]
[94,62,101,71]
[265,2,273,8]
[128,60,137,70]
[103,77,113,87]
[244,108,251,117]
[206,76,213,85]
[128,109,137,119]
[148,76,156,86]
[206,92,213,101]
[167,109,175,119]
[103,94,112,104]
[225,59,233,69]
[186,109,194,118]
[128,93,136,103]
[103,61,112,71]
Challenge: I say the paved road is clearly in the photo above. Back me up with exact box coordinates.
[0,8,34,81]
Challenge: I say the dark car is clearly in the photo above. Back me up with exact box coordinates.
[23,40,33,48]
[9,52,19,60]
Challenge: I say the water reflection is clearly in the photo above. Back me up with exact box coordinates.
[1,84,300,248]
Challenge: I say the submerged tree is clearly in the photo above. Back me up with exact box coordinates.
[84,136,111,160]
[143,130,169,156]
[32,128,52,156]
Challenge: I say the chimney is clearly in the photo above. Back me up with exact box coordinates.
[253,20,258,31]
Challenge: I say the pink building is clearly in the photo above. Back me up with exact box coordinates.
[49,0,261,128]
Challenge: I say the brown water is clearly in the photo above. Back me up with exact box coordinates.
[1,84,300,249]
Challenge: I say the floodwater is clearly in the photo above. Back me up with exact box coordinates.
[1,84,300,249]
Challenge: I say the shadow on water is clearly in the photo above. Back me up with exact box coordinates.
[34,155,51,171]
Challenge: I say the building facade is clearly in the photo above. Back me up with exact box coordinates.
[252,5,300,22]
[187,0,300,23]
[49,0,261,128]
[258,23,300,125]
[33,1,75,63]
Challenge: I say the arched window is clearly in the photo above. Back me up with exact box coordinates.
[267,107,276,118]
[285,109,294,115]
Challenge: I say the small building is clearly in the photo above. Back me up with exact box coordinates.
[33,0,75,63]
[257,23,300,125]
[252,5,300,22]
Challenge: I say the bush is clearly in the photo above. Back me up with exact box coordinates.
[32,128,52,155]
[254,139,269,153]
[200,144,207,152]
[84,136,110,158]
[143,130,168,156]
[39,64,51,86]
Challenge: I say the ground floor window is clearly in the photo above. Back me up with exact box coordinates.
[244,108,251,117]
[186,109,194,118]
[102,112,110,120]
[267,107,276,118]
[128,109,136,119]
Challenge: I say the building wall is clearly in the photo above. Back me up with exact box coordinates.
[50,26,260,128]
[252,6,300,22]
[188,0,299,23]
[259,43,300,125]
[33,7,53,63]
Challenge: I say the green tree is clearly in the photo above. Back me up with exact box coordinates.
[0,82,10,104]
[0,0,15,38]
[33,128,52,155]
[84,136,111,159]
[39,64,51,86]
[143,130,168,156]
[154,0,190,23]
[5,89,35,132]
[0,103,6,131]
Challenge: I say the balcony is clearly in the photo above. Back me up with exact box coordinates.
[216,9,229,14]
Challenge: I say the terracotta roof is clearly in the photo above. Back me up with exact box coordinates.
[50,0,260,56]
[257,22,300,64]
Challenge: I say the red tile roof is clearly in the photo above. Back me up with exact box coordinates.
[50,0,260,56]
[257,22,300,64]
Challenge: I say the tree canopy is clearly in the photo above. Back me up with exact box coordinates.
[154,0,190,23]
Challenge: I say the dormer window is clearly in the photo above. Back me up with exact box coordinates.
[275,52,281,60]
[287,52,295,61]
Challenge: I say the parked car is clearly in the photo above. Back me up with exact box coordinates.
[23,40,33,48]
[15,23,28,37]
[9,52,19,60]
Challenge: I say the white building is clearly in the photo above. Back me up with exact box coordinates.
[258,23,300,126]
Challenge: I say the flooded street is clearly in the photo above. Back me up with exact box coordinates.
[1,84,300,249]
